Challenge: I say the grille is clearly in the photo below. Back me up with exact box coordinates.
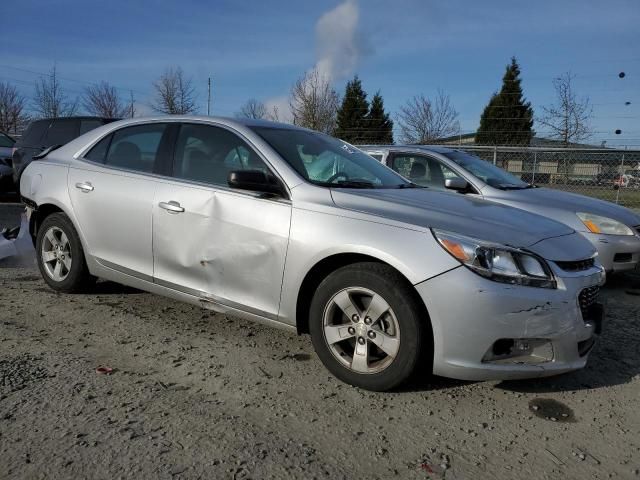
[555,258,595,272]
[578,286,600,320]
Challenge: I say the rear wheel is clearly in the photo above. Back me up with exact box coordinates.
[36,213,95,292]
[309,262,427,391]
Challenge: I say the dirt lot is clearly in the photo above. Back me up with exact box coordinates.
[1,205,639,479]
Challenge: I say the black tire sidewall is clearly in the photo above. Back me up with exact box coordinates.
[36,213,91,292]
[309,263,424,391]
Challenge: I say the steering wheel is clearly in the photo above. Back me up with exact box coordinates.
[327,172,349,183]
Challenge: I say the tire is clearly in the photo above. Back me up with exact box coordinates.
[309,262,428,391]
[36,212,95,293]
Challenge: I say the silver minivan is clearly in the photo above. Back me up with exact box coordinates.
[21,117,604,391]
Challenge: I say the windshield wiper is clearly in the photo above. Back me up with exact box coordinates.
[498,183,532,190]
[334,180,376,188]
[396,182,424,189]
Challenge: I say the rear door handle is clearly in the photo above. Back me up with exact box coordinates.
[159,201,185,213]
[75,182,94,193]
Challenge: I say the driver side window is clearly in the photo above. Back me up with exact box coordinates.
[391,155,457,190]
[173,124,269,186]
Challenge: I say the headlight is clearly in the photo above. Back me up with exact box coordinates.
[576,212,634,236]
[432,229,556,289]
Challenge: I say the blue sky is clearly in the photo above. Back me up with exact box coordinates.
[1,0,639,145]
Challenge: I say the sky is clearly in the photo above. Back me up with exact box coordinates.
[1,0,639,146]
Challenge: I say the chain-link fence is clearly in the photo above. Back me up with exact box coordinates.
[449,146,640,211]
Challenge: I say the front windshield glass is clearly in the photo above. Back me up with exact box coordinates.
[444,151,530,189]
[251,127,411,188]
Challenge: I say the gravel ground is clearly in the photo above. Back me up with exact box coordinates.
[1,207,639,479]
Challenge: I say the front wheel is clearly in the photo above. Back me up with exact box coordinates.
[309,262,428,391]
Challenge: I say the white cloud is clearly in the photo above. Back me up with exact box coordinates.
[264,95,292,122]
[314,0,362,80]
[263,0,365,122]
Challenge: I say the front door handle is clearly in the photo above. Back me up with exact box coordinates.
[75,182,94,193]
[159,201,185,213]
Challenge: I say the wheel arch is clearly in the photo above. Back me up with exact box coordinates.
[295,253,433,346]
[29,202,65,243]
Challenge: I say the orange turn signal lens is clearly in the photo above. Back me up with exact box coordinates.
[440,239,469,261]
[583,220,601,234]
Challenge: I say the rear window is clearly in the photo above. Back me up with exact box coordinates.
[0,133,15,148]
[16,120,50,147]
[45,120,80,146]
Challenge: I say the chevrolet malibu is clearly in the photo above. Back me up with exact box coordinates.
[360,145,640,274]
[20,117,605,391]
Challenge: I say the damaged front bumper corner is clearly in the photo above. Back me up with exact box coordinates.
[416,265,604,381]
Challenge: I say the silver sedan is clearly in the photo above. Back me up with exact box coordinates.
[360,145,640,274]
[21,117,604,391]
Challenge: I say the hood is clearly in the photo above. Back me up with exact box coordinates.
[493,187,640,227]
[330,188,574,249]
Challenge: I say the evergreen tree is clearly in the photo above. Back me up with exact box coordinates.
[364,92,394,144]
[335,75,369,143]
[476,57,534,145]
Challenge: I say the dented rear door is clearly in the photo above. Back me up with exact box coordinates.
[152,179,292,320]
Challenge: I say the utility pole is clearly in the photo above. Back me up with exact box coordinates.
[129,90,135,118]
[207,77,211,116]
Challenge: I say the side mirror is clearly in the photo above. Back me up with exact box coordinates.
[228,170,284,196]
[444,177,469,192]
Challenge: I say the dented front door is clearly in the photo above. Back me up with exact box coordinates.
[152,179,292,320]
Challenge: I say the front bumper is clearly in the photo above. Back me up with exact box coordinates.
[416,265,604,381]
[583,231,640,273]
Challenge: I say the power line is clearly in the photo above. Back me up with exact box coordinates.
[0,64,149,97]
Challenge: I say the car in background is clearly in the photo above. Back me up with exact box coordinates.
[360,145,640,274]
[20,116,604,391]
[0,131,17,192]
[12,117,118,184]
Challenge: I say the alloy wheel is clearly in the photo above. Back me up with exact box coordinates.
[322,287,401,374]
[41,226,72,281]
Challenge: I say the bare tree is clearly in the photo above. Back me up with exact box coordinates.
[537,73,593,146]
[83,81,128,118]
[151,67,197,115]
[0,81,29,133]
[127,91,137,118]
[33,65,78,118]
[289,68,339,134]
[397,90,459,144]
[266,105,281,122]
[237,98,268,119]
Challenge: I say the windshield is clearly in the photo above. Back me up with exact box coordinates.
[251,127,411,188]
[443,151,530,189]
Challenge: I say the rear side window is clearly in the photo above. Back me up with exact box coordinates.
[0,133,14,148]
[16,120,50,147]
[84,135,112,163]
[104,124,167,173]
[45,120,79,146]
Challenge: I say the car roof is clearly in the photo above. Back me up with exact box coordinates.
[358,144,458,154]
[92,115,313,133]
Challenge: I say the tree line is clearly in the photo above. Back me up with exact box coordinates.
[0,65,197,134]
[0,58,592,147]
[238,56,593,146]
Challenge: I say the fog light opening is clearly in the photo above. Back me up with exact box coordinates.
[483,338,554,364]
